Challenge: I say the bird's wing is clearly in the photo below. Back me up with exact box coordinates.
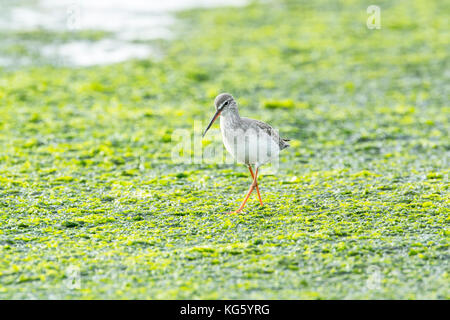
[242,118,290,150]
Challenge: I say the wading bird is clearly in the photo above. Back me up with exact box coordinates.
[202,93,290,214]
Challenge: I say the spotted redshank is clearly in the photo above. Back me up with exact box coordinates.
[202,93,290,214]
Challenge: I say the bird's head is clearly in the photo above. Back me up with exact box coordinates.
[214,93,237,111]
[203,93,237,138]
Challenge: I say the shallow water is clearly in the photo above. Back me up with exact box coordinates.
[0,0,246,67]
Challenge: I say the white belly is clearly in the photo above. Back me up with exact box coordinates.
[221,125,279,166]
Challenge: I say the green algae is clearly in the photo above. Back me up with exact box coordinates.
[0,0,449,299]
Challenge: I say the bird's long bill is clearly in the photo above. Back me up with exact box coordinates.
[202,109,221,137]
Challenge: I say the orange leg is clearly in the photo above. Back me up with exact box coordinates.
[229,167,259,214]
[248,166,263,206]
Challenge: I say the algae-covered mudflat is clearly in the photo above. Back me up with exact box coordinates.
[0,0,448,299]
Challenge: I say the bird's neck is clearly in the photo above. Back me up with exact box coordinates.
[220,107,240,125]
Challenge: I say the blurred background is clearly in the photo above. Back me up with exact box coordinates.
[0,0,246,67]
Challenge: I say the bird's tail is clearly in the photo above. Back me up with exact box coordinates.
[281,138,290,149]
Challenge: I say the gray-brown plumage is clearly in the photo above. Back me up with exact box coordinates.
[202,92,290,214]
[208,93,290,151]
[241,117,290,150]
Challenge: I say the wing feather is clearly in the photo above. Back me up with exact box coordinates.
[241,117,290,150]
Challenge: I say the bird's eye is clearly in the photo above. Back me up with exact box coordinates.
[224,101,229,106]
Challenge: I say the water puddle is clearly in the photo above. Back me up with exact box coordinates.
[0,0,247,67]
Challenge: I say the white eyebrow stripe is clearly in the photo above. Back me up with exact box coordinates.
[219,99,231,110]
